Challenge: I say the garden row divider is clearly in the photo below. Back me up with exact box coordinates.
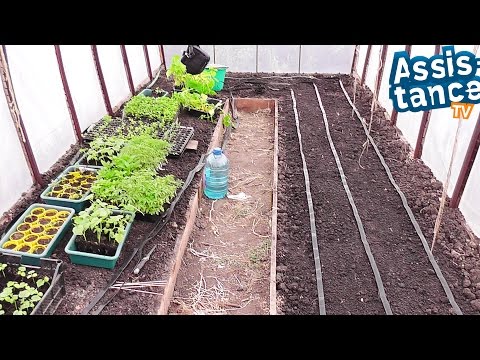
[232,98,278,315]
[312,83,392,315]
[290,89,326,315]
[338,79,463,315]
[157,99,230,315]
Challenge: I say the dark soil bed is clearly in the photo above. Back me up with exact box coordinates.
[223,73,480,315]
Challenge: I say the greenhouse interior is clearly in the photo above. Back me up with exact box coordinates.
[0,44,479,315]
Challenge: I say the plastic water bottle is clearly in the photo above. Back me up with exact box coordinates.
[204,147,229,199]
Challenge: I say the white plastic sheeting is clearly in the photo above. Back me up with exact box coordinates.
[0,91,32,214]
[301,45,354,74]
[147,45,161,72]
[258,45,300,73]
[59,45,106,131]
[96,45,131,107]
[164,45,355,74]
[125,45,149,88]
[6,45,75,173]
[1,45,162,216]
[356,44,480,236]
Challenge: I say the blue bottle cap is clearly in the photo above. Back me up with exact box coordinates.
[213,147,222,155]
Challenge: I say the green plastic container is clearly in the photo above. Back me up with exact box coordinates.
[40,165,99,213]
[64,210,135,269]
[207,65,228,91]
[0,203,75,266]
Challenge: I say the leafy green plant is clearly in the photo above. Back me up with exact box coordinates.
[222,113,232,128]
[167,55,217,95]
[123,95,180,126]
[17,266,27,278]
[91,169,181,215]
[173,89,221,121]
[81,136,127,165]
[0,263,6,277]
[102,115,112,124]
[116,134,171,171]
[0,271,49,315]
[72,200,134,244]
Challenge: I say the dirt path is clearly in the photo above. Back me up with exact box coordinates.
[169,109,274,315]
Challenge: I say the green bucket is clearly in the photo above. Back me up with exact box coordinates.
[208,65,228,92]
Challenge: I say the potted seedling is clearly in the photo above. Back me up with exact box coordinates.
[65,200,135,269]
[0,259,57,315]
[173,89,223,121]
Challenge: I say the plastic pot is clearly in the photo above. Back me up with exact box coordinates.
[65,210,135,269]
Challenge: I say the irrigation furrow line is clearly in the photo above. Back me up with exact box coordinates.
[312,83,392,315]
[338,79,462,315]
[290,89,326,315]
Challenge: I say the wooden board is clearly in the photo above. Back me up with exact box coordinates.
[270,101,279,315]
[157,100,229,315]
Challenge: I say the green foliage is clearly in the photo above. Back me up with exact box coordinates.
[81,136,127,165]
[123,95,180,126]
[91,169,181,215]
[166,55,217,95]
[72,199,134,244]
[0,267,48,315]
[116,134,171,171]
[166,55,188,86]
[17,266,26,278]
[173,89,221,121]
[222,113,232,128]
[102,115,112,124]
[0,263,6,277]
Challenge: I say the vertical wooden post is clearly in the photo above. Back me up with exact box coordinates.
[414,45,442,159]
[54,45,83,143]
[374,45,389,101]
[159,45,166,71]
[360,45,372,86]
[351,45,360,75]
[120,45,135,96]
[0,46,44,186]
[450,116,480,208]
[143,45,153,81]
[390,45,412,126]
[91,45,113,116]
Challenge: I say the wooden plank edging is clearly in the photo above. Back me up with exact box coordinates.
[157,100,229,315]
[270,100,279,315]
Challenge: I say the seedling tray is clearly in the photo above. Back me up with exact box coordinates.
[158,126,194,157]
[0,252,66,315]
[40,165,99,213]
[64,210,135,269]
[0,203,75,266]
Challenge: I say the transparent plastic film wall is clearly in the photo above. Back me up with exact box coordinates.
[0,45,162,216]
[355,44,480,237]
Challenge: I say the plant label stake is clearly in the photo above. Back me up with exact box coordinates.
[133,244,157,275]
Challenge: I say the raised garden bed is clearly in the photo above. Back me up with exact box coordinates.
[0,253,65,315]
[40,165,99,213]
[0,203,74,266]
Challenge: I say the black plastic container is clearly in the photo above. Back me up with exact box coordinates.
[0,253,66,315]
